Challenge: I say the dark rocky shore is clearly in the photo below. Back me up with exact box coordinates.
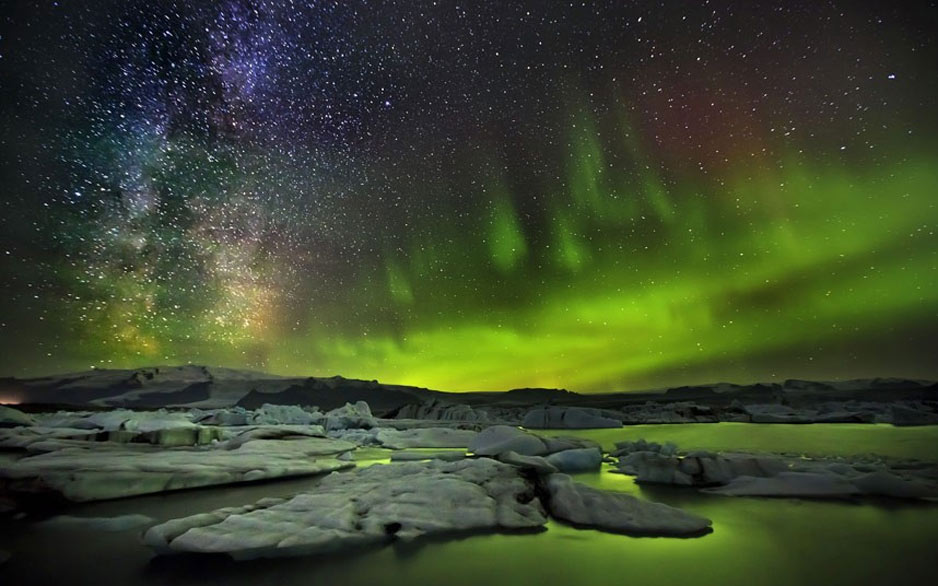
[3,365,937,426]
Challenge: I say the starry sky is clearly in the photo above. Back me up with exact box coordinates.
[1,1,937,392]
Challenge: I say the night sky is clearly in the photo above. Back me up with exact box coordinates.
[1,1,937,392]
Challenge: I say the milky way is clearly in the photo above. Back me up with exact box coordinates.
[1,1,937,391]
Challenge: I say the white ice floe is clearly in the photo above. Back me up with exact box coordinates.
[545,474,712,536]
[144,458,547,560]
[545,448,603,473]
[1,436,356,502]
[375,427,478,449]
[522,406,621,429]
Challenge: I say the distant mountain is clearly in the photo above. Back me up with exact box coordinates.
[501,388,579,402]
[2,365,935,412]
[2,365,439,412]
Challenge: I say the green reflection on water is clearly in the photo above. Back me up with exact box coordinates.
[539,423,938,460]
[1,424,937,586]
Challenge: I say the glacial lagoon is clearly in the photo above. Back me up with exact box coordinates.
[2,423,936,586]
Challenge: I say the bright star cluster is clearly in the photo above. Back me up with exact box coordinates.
[1,1,936,391]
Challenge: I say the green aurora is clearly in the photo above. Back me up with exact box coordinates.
[303,131,938,391]
[1,2,937,391]
[11,103,938,391]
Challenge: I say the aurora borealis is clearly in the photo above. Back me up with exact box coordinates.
[1,1,936,391]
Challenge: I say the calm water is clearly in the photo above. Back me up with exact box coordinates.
[2,424,937,586]
[539,422,938,460]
